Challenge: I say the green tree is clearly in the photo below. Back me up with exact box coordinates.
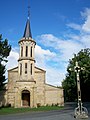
[0,34,11,88]
[62,48,90,102]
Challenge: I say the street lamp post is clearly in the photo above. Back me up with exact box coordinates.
[74,61,88,119]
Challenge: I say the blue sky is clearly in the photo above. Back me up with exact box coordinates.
[1,0,90,86]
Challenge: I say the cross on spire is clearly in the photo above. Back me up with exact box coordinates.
[28,6,30,19]
[23,0,32,38]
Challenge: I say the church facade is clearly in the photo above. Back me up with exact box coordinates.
[0,14,64,108]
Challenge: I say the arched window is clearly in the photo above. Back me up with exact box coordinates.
[31,47,32,57]
[26,46,28,57]
[21,46,23,57]
[25,63,27,74]
[20,63,22,75]
[31,63,32,75]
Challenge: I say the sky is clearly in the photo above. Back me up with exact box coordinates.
[0,0,90,86]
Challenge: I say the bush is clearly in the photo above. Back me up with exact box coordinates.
[37,103,41,107]
[46,104,49,106]
[52,103,54,106]
[5,103,11,108]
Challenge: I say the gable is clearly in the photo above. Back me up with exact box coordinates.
[35,66,46,73]
[8,66,18,72]
[45,84,63,91]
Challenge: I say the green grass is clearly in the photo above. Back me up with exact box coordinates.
[0,106,63,115]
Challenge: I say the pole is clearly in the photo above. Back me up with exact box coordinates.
[74,61,88,119]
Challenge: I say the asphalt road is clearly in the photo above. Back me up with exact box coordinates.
[0,103,90,120]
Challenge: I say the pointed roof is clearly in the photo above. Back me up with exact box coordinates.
[23,18,32,38]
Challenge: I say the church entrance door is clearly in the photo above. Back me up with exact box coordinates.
[22,90,30,107]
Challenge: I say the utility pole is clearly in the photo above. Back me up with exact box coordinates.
[74,61,88,119]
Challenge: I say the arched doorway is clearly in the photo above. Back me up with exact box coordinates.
[22,90,30,107]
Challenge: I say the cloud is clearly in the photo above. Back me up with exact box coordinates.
[35,45,56,68]
[37,34,84,62]
[5,8,90,86]
[35,45,56,62]
[7,47,19,69]
[67,8,90,33]
[36,34,84,85]
[80,34,90,48]
[45,66,65,86]
[67,23,82,31]
[37,34,59,48]
[35,45,65,86]
[5,48,19,79]
[81,8,90,32]
[66,8,90,33]
[35,8,90,86]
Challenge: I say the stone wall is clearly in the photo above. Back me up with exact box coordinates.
[7,67,18,107]
[14,81,37,108]
[45,84,64,106]
[34,67,46,106]
[4,66,64,108]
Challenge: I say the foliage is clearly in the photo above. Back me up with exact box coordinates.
[0,34,11,88]
[62,48,90,102]
[0,64,6,87]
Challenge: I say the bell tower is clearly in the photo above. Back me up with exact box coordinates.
[18,6,36,81]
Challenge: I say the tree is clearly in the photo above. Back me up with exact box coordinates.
[62,48,90,102]
[0,34,11,88]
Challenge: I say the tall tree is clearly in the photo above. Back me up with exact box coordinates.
[0,34,11,88]
[62,48,90,102]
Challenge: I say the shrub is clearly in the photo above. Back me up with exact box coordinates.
[37,103,41,107]
[5,103,11,108]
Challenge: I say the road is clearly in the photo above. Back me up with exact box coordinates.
[0,103,90,120]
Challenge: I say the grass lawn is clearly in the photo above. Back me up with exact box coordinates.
[0,106,63,115]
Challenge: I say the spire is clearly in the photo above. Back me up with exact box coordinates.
[23,1,32,38]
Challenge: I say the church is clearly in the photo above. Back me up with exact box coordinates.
[0,8,64,108]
